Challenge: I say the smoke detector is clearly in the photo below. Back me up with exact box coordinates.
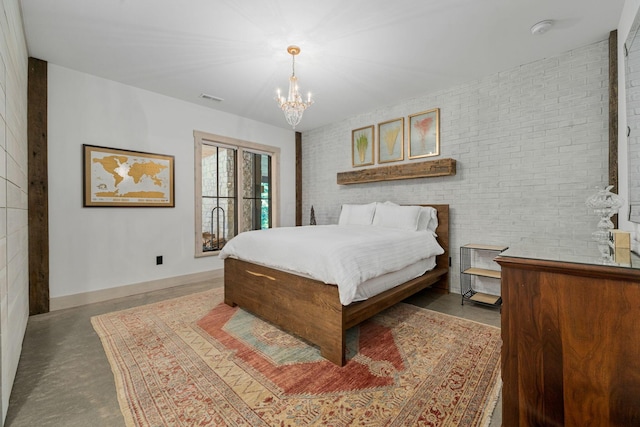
[530,20,554,35]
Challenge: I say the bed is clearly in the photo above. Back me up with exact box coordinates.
[221,203,449,366]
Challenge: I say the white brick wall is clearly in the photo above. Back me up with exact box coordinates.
[302,40,610,293]
[627,21,640,221]
[0,0,29,422]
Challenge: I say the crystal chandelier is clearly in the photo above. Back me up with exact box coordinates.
[276,45,313,129]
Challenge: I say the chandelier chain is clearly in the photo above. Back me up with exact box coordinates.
[291,54,295,77]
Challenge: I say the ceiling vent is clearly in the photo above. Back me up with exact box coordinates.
[199,93,224,102]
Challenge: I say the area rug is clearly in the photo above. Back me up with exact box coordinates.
[91,288,501,426]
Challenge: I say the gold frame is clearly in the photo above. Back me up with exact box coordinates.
[351,125,375,167]
[377,118,404,163]
[408,108,440,159]
[83,144,175,207]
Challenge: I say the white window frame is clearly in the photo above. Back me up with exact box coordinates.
[194,130,280,258]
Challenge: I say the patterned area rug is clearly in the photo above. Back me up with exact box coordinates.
[91,288,501,426]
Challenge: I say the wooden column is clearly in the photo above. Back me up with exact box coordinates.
[610,30,619,227]
[295,131,302,226]
[28,57,49,315]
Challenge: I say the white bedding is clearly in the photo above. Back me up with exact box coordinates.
[352,257,436,302]
[218,224,444,305]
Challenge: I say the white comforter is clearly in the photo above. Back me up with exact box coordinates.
[218,225,444,305]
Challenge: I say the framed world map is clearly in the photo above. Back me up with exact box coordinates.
[83,144,175,207]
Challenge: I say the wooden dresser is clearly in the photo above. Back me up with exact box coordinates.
[496,244,640,426]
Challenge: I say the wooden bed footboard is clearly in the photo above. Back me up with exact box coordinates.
[223,204,449,366]
[225,258,346,364]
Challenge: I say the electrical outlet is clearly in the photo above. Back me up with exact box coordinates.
[156,255,163,265]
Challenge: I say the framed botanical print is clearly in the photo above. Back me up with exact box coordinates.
[377,118,404,163]
[351,125,374,167]
[408,108,440,159]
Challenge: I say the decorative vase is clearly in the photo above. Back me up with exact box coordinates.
[585,185,624,263]
[310,205,316,226]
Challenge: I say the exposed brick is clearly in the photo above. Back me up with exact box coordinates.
[302,40,610,293]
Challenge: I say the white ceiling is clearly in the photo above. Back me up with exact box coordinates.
[20,0,624,132]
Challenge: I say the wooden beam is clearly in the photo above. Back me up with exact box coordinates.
[337,158,456,185]
[295,131,302,226]
[28,57,49,315]
[609,30,619,228]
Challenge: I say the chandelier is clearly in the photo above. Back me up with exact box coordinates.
[276,45,313,129]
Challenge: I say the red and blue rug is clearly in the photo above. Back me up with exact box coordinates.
[92,287,501,426]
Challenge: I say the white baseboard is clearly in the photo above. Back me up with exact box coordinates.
[50,269,224,311]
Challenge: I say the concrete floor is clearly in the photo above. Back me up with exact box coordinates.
[5,279,502,426]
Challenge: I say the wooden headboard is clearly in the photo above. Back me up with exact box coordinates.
[423,204,449,292]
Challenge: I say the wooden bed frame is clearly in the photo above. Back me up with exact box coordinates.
[224,204,449,366]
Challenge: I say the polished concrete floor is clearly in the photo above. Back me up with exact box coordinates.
[5,279,502,426]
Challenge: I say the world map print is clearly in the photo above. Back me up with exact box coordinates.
[85,145,174,207]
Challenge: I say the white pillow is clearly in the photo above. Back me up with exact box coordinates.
[418,206,438,232]
[338,203,376,225]
[382,201,438,232]
[372,203,421,231]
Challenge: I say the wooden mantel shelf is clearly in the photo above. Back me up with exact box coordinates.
[337,158,456,185]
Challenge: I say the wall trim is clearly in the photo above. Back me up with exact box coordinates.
[50,269,223,311]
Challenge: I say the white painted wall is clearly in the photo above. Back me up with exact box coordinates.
[48,65,296,299]
[302,41,611,294]
[618,0,640,249]
[0,0,28,422]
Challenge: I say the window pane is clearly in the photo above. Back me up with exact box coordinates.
[242,151,271,231]
[201,145,218,197]
[261,198,270,230]
[201,197,236,251]
[202,145,236,198]
[240,199,258,233]
[201,144,237,252]
[195,131,278,258]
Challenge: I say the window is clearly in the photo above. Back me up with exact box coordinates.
[194,131,280,257]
